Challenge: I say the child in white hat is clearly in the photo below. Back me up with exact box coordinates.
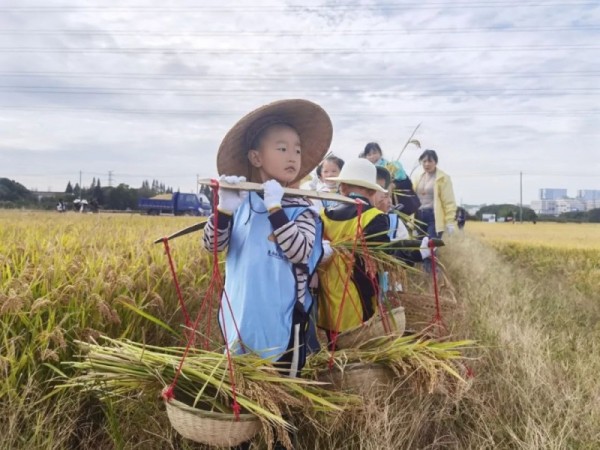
[316,158,391,339]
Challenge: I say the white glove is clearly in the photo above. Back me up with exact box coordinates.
[322,240,333,263]
[446,223,455,235]
[217,175,247,214]
[263,180,284,210]
[419,237,431,260]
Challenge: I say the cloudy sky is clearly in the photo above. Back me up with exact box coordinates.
[1,1,598,205]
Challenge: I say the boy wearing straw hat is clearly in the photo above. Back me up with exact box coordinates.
[203,99,331,378]
[316,158,391,340]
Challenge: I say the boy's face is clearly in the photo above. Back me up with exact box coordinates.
[248,125,301,184]
[373,177,391,212]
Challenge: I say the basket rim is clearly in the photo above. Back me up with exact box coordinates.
[165,397,259,422]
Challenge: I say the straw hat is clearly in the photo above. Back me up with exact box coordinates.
[217,99,333,183]
[326,158,386,192]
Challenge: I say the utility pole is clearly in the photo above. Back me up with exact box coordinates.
[79,170,82,201]
[197,174,200,194]
[519,171,523,223]
[108,170,114,187]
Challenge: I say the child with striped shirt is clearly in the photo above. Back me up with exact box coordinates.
[203,99,331,378]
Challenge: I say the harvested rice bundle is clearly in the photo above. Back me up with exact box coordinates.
[61,337,359,447]
[303,335,474,397]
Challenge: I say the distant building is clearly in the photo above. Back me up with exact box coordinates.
[531,199,558,216]
[533,188,594,215]
[555,198,586,214]
[539,188,567,200]
[577,190,600,209]
[585,200,600,211]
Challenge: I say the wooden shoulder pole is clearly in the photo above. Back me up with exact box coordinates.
[197,178,357,205]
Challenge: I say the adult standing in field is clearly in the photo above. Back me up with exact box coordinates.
[456,206,466,230]
[413,149,456,239]
[360,142,421,215]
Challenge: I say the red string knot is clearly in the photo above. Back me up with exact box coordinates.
[161,385,175,401]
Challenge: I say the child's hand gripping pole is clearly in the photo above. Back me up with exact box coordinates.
[263,179,285,211]
[217,175,248,214]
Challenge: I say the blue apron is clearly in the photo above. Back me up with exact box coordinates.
[220,192,322,360]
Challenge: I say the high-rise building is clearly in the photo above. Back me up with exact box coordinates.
[577,190,600,202]
[539,188,567,200]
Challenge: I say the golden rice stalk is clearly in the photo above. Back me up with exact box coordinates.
[303,335,475,396]
[61,337,360,436]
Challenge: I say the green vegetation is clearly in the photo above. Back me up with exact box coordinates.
[0,177,181,211]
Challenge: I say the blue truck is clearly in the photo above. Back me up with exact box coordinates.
[138,192,212,216]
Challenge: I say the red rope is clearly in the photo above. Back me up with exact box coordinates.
[428,238,447,332]
[162,238,191,330]
[328,200,365,366]
[162,179,241,421]
[323,243,364,330]
[207,179,242,419]
[356,217,393,335]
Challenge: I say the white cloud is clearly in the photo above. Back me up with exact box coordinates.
[1,0,598,204]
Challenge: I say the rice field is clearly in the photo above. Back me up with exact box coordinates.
[1,210,599,449]
[465,221,600,297]
[466,221,600,250]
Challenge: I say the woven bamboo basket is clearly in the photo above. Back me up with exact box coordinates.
[334,306,406,349]
[317,363,394,394]
[395,292,463,335]
[165,398,261,446]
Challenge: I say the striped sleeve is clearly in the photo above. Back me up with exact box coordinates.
[202,213,232,252]
[269,208,316,264]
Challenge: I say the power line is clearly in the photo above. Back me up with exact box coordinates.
[1,25,598,36]
[2,105,597,117]
[0,70,597,80]
[0,2,595,12]
[2,86,599,97]
[0,45,597,54]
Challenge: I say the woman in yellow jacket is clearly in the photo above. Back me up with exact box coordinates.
[413,149,457,239]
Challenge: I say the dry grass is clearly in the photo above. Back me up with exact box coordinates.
[436,229,600,449]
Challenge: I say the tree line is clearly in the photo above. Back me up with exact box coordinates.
[474,203,600,223]
[1,178,598,222]
[0,177,174,211]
